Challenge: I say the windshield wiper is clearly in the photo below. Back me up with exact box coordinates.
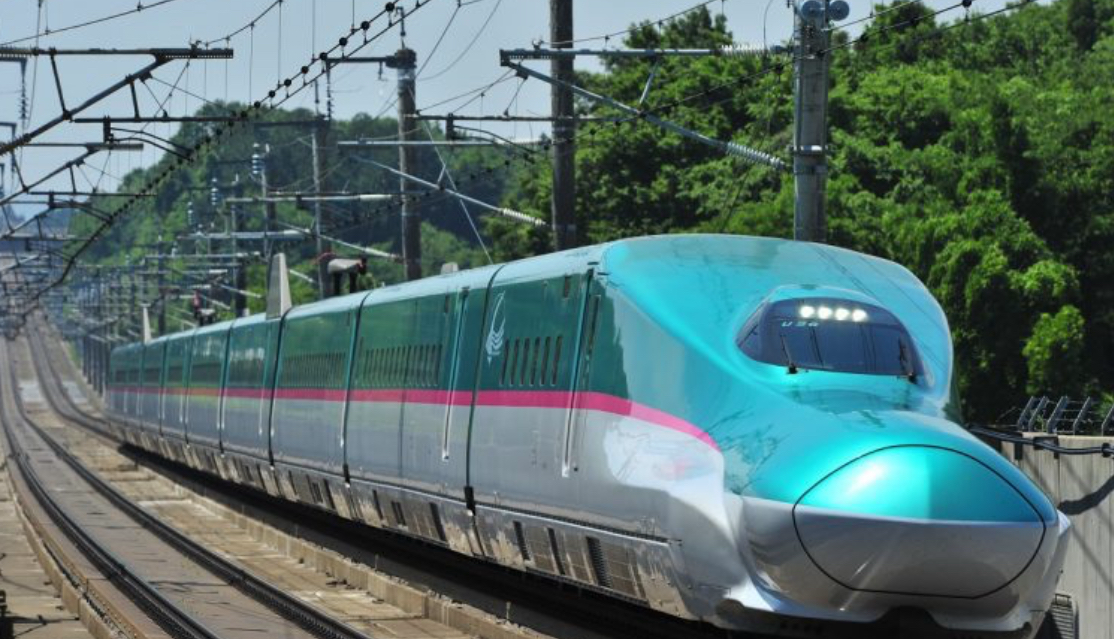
[779,333,799,375]
[898,339,917,383]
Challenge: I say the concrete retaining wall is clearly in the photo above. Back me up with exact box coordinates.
[998,435,1114,639]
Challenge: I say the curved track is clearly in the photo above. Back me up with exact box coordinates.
[1,334,375,639]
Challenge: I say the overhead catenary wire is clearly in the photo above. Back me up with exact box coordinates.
[203,0,283,47]
[506,0,1007,163]
[420,0,503,81]
[21,0,438,309]
[547,0,734,47]
[0,0,189,47]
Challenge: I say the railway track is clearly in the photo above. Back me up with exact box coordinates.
[3,333,499,639]
[23,319,809,639]
[0,337,362,639]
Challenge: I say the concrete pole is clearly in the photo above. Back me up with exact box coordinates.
[261,153,277,268]
[550,0,576,250]
[157,236,166,335]
[792,2,831,243]
[312,117,331,297]
[396,48,421,281]
[129,264,137,337]
[231,204,247,317]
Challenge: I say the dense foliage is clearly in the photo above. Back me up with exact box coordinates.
[499,0,1114,421]
[75,0,1114,421]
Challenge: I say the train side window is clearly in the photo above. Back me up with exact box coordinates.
[406,345,414,387]
[435,344,441,385]
[428,344,436,387]
[501,339,512,386]
[398,346,404,386]
[510,339,521,387]
[434,344,442,385]
[529,337,539,386]
[428,344,435,386]
[422,345,430,387]
[551,335,563,385]
[399,347,405,387]
[540,337,551,385]
[586,297,601,356]
[520,338,532,386]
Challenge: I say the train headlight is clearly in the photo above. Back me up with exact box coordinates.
[799,305,816,319]
[834,308,850,321]
[817,306,833,320]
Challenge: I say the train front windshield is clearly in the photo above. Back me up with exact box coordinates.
[737,298,922,377]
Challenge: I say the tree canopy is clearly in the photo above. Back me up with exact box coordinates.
[501,0,1114,421]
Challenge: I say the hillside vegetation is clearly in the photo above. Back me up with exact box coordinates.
[77,0,1114,421]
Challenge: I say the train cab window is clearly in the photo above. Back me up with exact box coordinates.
[738,298,922,378]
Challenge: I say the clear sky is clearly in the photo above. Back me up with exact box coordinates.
[0,0,1006,212]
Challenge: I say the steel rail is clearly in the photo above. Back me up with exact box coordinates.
[22,328,375,639]
[0,340,222,639]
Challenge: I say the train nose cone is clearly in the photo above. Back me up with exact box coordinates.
[794,446,1046,598]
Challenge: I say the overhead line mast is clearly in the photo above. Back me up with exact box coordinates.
[550,0,576,251]
[792,0,848,243]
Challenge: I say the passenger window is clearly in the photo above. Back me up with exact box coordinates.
[531,337,541,386]
[520,339,531,386]
[551,335,563,385]
[540,337,550,385]
[501,340,512,386]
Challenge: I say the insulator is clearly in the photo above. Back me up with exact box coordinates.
[829,0,851,21]
[796,0,825,20]
[721,43,780,57]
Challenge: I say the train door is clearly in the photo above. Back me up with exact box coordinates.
[562,278,604,478]
[390,290,452,496]
[466,268,594,514]
[439,285,483,497]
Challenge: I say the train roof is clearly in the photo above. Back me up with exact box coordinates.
[597,234,950,373]
[112,235,947,373]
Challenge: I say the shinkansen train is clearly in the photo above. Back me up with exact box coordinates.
[106,235,1069,638]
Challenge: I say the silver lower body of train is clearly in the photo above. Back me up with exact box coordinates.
[107,398,1068,638]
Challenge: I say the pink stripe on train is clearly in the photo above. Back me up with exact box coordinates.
[118,385,720,452]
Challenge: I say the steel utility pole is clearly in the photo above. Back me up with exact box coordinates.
[550,0,576,250]
[396,48,421,281]
[312,118,330,297]
[792,0,848,243]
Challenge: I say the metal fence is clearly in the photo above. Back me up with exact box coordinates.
[1012,396,1114,435]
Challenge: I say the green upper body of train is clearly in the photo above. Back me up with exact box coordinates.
[107,235,1069,638]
